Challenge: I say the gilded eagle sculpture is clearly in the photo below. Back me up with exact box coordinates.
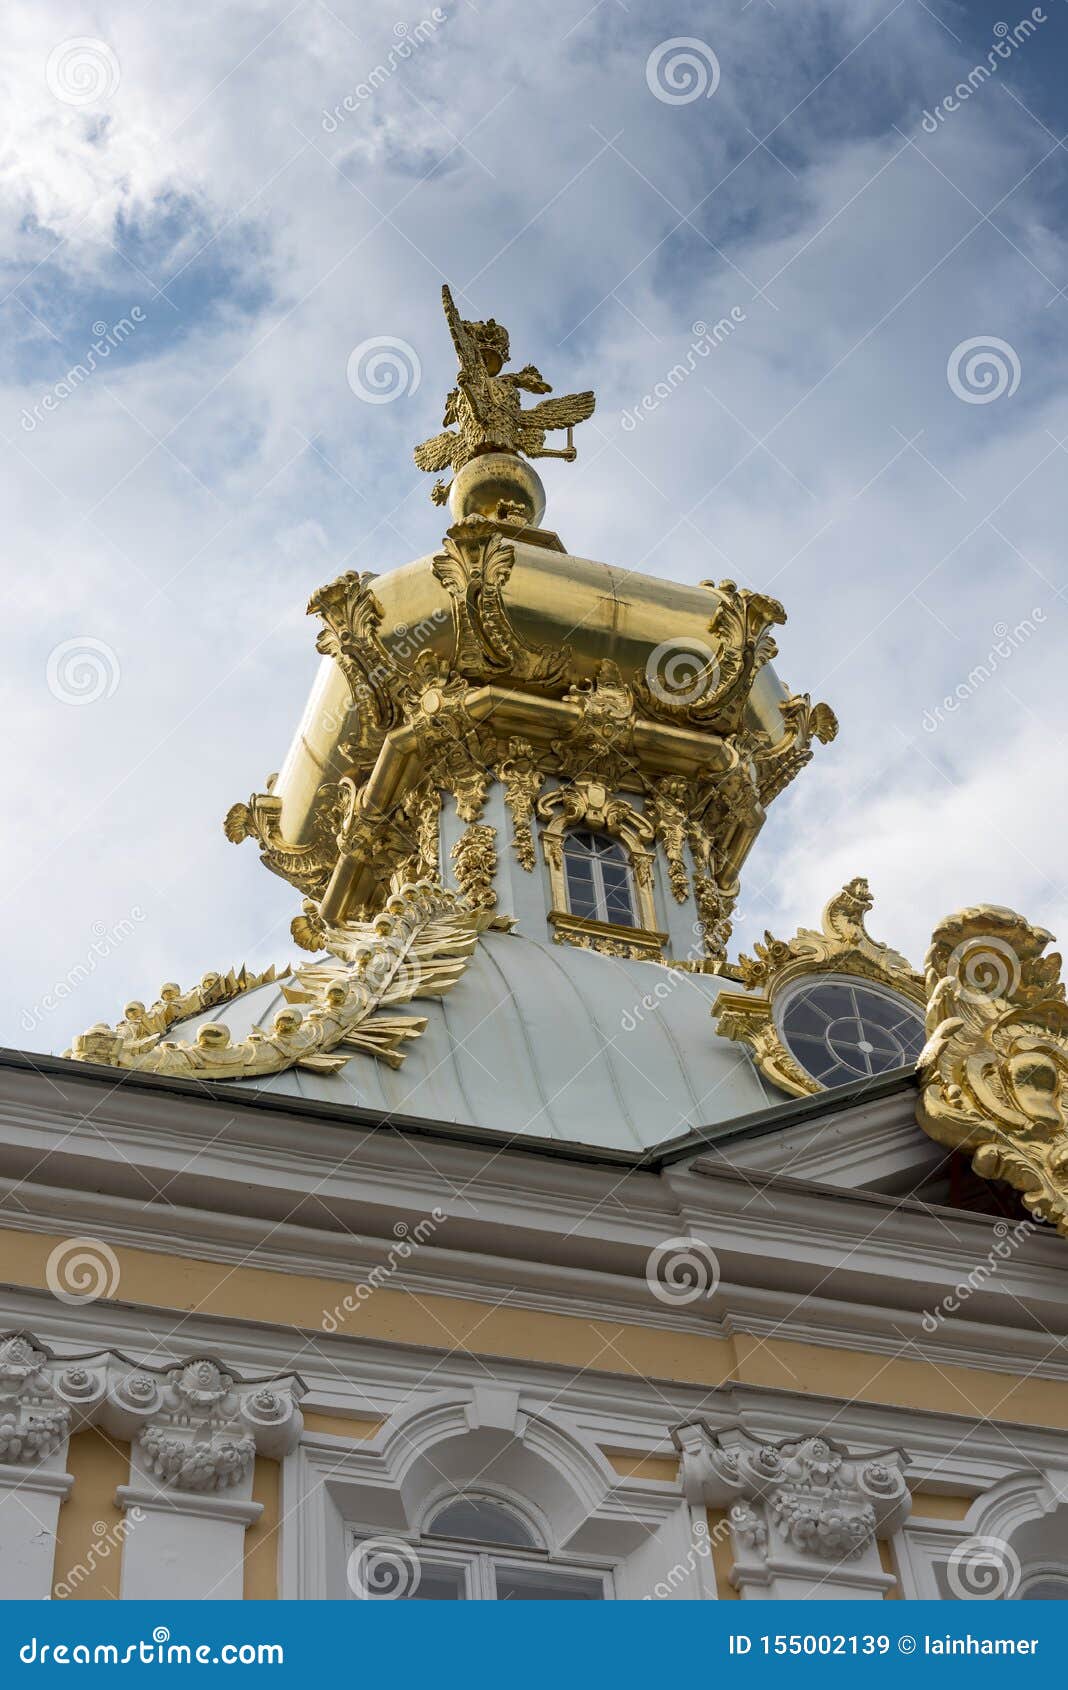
[414,285,596,506]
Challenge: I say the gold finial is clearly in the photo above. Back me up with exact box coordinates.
[413,284,596,525]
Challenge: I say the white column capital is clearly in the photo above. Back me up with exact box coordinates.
[675,1421,911,1599]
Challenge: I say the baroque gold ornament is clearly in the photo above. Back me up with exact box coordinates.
[917,906,1068,1233]
[646,776,692,904]
[431,521,569,686]
[497,739,543,871]
[68,885,490,1082]
[450,823,498,912]
[636,580,785,734]
[223,788,339,898]
[715,879,924,1097]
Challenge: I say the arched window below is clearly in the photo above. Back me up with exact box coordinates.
[562,829,636,928]
[1017,1571,1068,1599]
[349,1491,609,1600]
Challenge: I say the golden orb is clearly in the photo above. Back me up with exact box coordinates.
[448,451,546,528]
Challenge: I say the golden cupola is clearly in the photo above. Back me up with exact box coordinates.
[225,285,838,969]
[67,287,841,1149]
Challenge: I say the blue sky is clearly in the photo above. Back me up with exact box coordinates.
[4,0,1068,1051]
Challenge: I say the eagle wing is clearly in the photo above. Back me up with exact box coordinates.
[521,390,596,434]
[517,390,596,457]
[413,429,459,474]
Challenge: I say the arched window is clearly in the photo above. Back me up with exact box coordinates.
[562,829,636,928]
[1017,1571,1068,1599]
[427,1496,537,1549]
[350,1491,609,1600]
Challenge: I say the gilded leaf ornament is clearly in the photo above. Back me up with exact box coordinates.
[431,521,569,686]
[916,906,1068,1233]
[68,884,490,1082]
[736,877,919,996]
[397,654,491,822]
[753,694,839,807]
[450,824,498,911]
[306,570,404,757]
[646,776,693,904]
[634,580,785,733]
[223,789,339,898]
[553,661,638,787]
[497,739,543,871]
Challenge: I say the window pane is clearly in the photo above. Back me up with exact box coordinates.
[595,837,627,864]
[349,1545,466,1600]
[565,854,598,919]
[600,859,635,925]
[406,1560,467,1600]
[1019,1576,1068,1599]
[565,855,595,885]
[602,886,636,926]
[429,1498,536,1548]
[565,830,598,858]
[494,1565,604,1601]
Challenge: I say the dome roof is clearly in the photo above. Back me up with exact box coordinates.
[272,538,792,852]
[167,929,775,1152]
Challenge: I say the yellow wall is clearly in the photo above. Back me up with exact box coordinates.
[603,1450,679,1482]
[707,1508,739,1600]
[301,1411,382,1439]
[910,1490,972,1520]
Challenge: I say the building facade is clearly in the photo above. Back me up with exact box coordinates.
[4,293,1068,1602]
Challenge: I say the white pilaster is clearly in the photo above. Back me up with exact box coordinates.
[100,1357,303,1602]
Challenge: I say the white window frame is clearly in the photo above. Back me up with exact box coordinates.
[563,830,637,928]
[347,1526,614,1600]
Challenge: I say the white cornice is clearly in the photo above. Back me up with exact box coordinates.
[5,1287,1068,1494]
